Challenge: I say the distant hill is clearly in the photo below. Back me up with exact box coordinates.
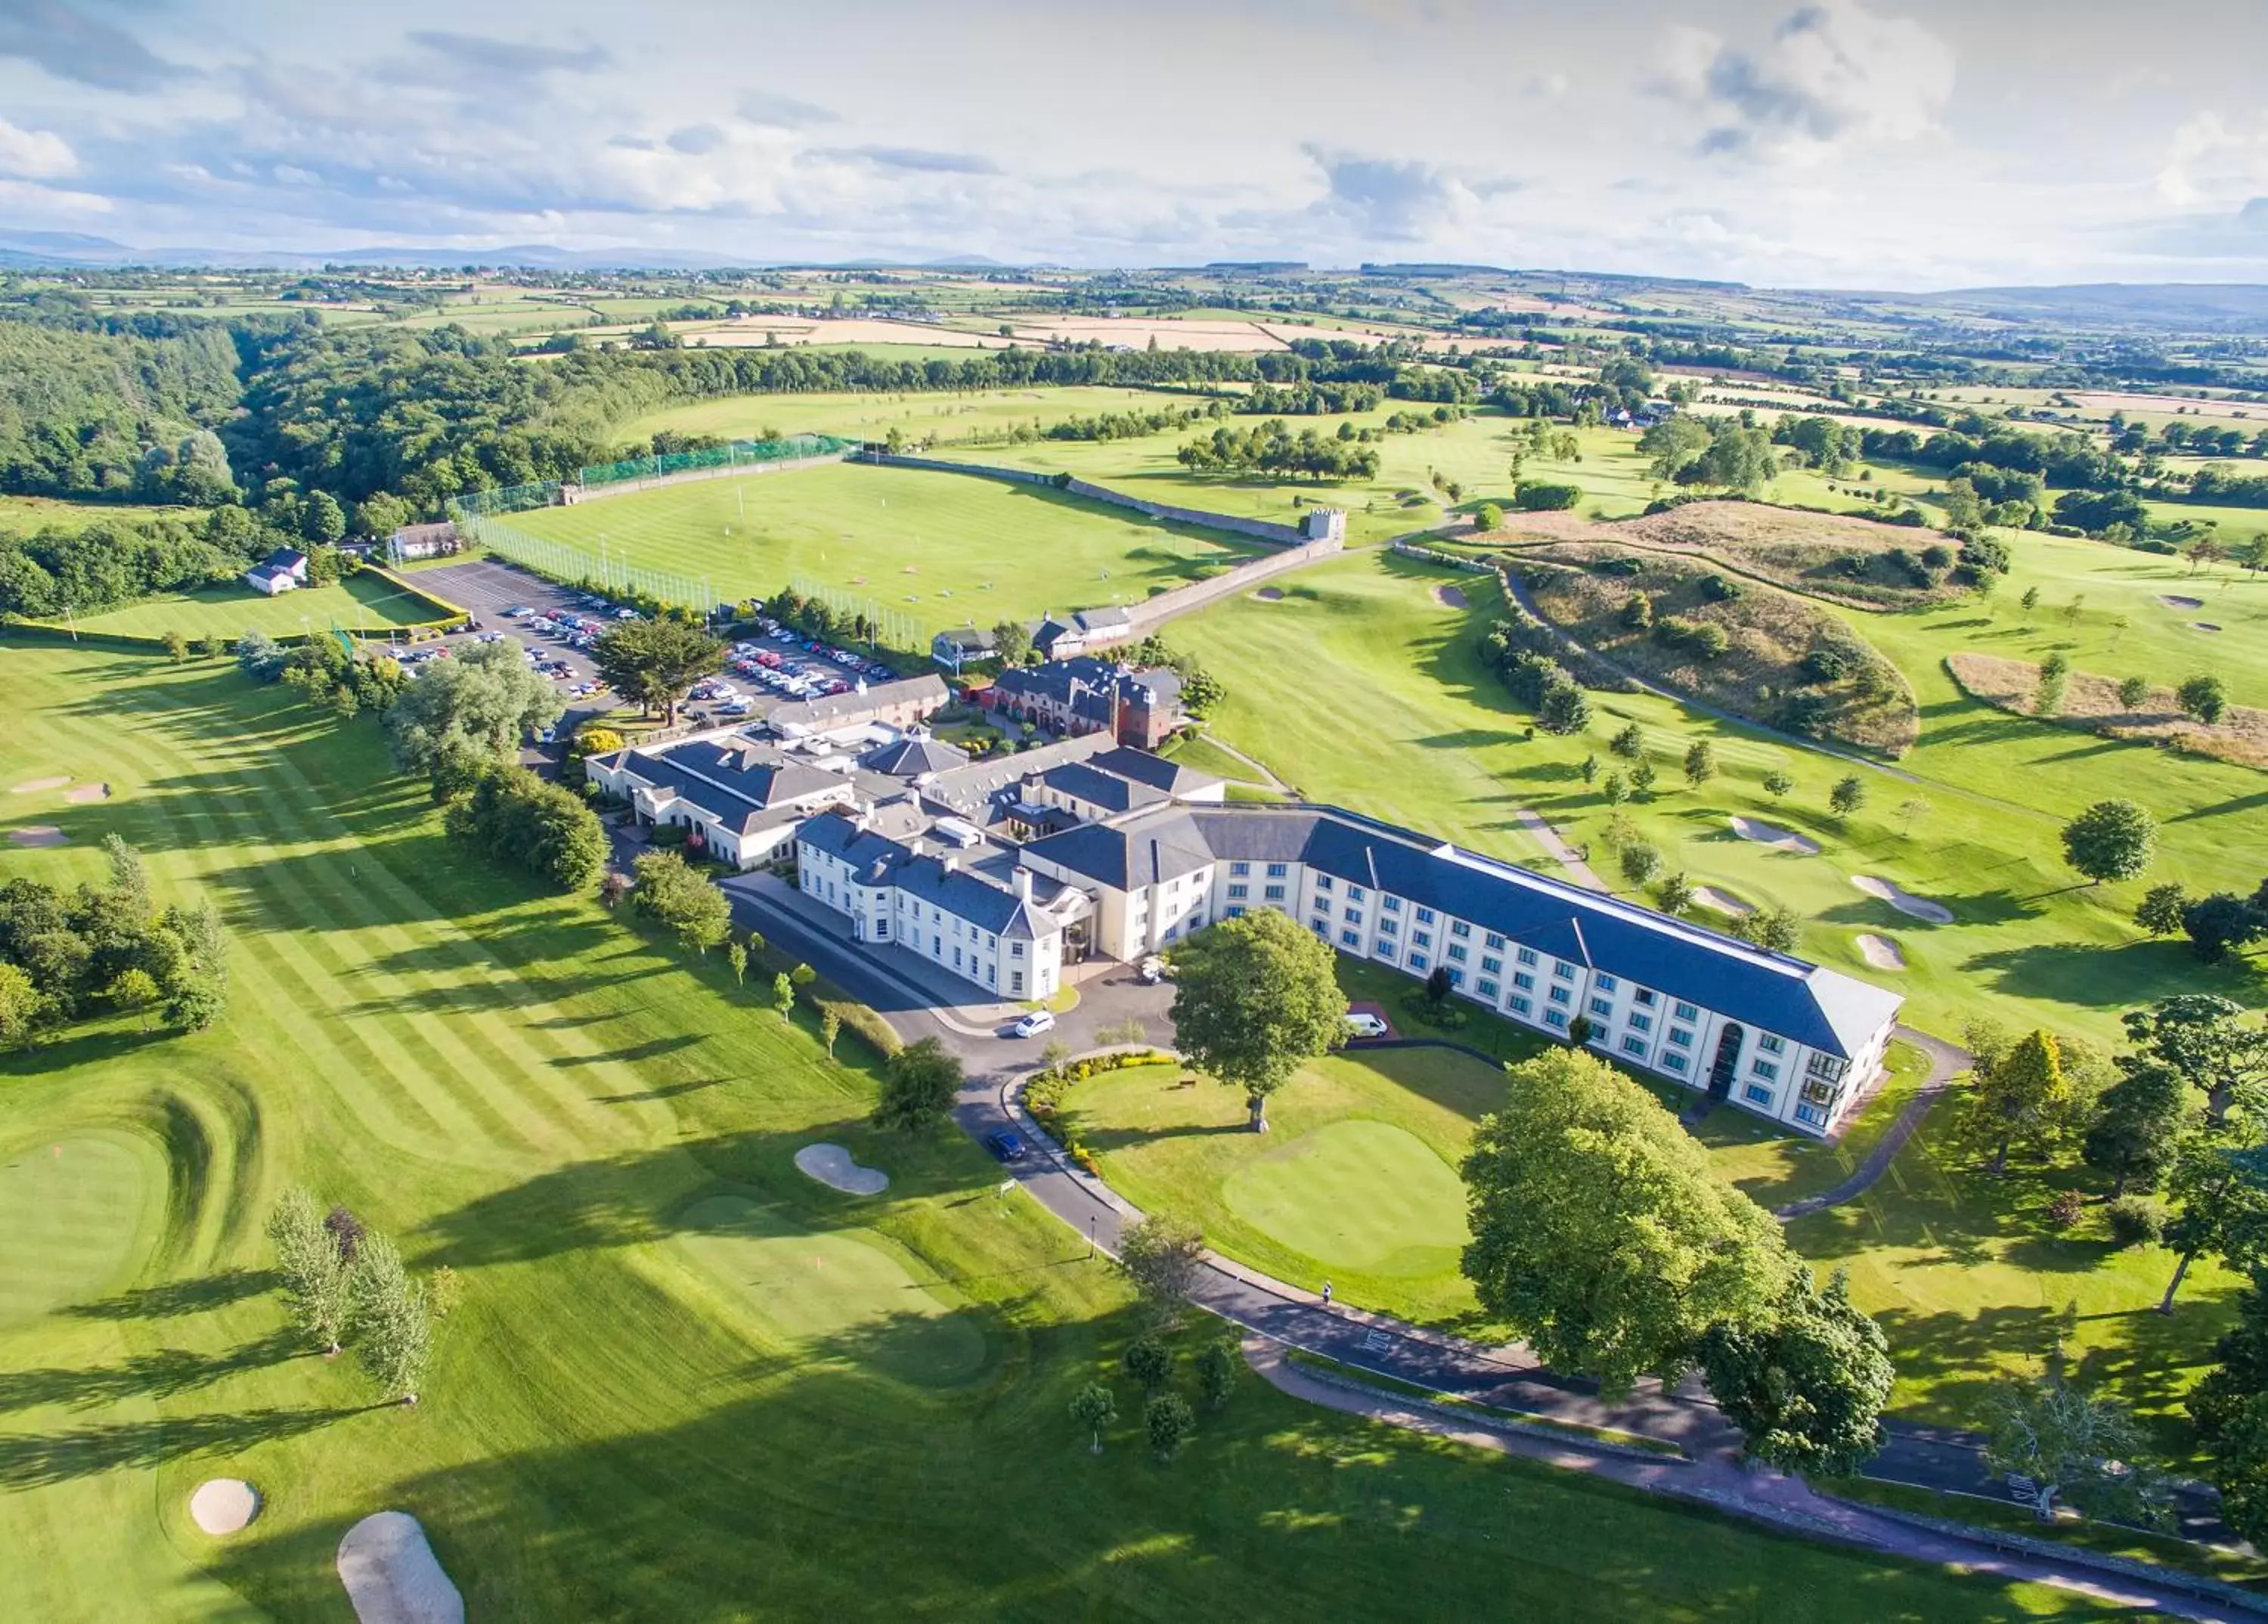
[1918,283,2268,330]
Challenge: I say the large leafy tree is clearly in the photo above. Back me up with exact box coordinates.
[352,1232,435,1406]
[266,1187,355,1356]
[873,1037,962,1133]
[629,851,732,954]
[2082,1058,2189,1197]
[1981,1375,2170,1526]
[1461,1048,1796,1394]
[445,763,609,891]
[1169,910,1345,1133]
[2191,1272,2268,1545]
[2124,996,2268,1130]
[1698,1269,1894,1476]
[594,616,727,726]
[2060,799,2158,886]
[1117,1215,1206,1325]
[385,640,562,796]
[2162,1142,2268,1313]
[1972,1029,2071,1175]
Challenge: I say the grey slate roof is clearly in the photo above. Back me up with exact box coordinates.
[767,673,947,732]
[1036,761,1170,814]
[1030,801,1902,1059]
[796,810,1054,938]
[1086,746,1222,798]
[615,742,844,835]
[863,736,971,777]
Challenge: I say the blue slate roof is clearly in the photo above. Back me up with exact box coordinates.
[618,743,842,835]
[1086,747,1221,797]
[797,811,1051,938]
[1038,761,1170,814]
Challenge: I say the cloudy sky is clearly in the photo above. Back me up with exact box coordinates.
[3,0,2266,288]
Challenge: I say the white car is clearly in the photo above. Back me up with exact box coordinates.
[1345,1012,1390,1040]
[1012,1010,1056,1038]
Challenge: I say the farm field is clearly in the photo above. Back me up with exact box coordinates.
[55,574,448,640]
[0,494,195,533]
[503,459,1265,634]
[617,383,1212,448]
[0,643,2076,1622]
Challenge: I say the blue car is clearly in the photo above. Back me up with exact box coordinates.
[987,1130,1027,1164]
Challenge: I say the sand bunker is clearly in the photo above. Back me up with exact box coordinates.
[2194,622,2223,633]
[2160,595,2204,609]
[1856,934,1907,971]
[1253,586,1284,601]
[1692,885,1753,916]
[1729,816,1822,856]
[64,783,109,804]
[8,776,67,795]
[190,1479,261,1536]
[795,1142,889,1196]
[338,1511,464,1624]
[1434,584,1470,609]
[8,826,66,848]
[1853,875,1954,924]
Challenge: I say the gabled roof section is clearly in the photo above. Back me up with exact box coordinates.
[1085,747,1219,797]
[1036,761,1170,814]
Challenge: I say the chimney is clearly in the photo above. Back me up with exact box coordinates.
[909,836,928,858]
[943,854,959,875]
[1015,867,1033,901]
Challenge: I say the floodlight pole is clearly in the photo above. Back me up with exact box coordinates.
[1086,1214,1095,1259]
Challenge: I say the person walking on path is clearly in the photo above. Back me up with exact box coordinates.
[1321,1281,1333,1308]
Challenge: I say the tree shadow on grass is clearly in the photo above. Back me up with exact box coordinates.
[0,1402,368,1490]
[594,1077,725,1105]
[0,1328,302,1415]
[65,1267,276,1322]
[1960,939,2258,1009]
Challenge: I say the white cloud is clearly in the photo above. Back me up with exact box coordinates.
[2158,112,2268,208]
[1657,2,1954,165]
[0,116,78,180]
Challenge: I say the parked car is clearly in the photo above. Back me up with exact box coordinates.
[1012,1010,1056,1038]
[1345,1012,1390,1040]
[986,1130,1027,1164]
[1138,956,1166,985]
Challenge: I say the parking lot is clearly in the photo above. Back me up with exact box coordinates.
[390,557,634,744]
[689,618,900,724]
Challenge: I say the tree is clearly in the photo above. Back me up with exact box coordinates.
[1196,1341,1238,1411]
[1730,903,1802,955]
[2162,1141,2268,1312]
[444,763,608,891]
[1629,758,1657,796]
[1619,843,1663,887]
[726,941,747,986]
[2136,883,2189,938]
[630,851,732,954]
[352,1232,434,1405]
[593,618,726,726]
[1117,1215,1206,1325]
[821,1009,841,1058]
[2060,800,2157,886]
[0,962,39,1049]
[1761,769,1795,801]
[1536,681,1591,735]
[2125,996,2268,1130]
[2183,894,2267,964]
[1981,1375,2170,1526]
[1697,1269,1894,1477]
[2191,1272,2268,1545]
[1579,754,1599,785]
[873,1036,962,1132]
[2178,673,2229,724]
[386,640,562,793]
[2118,674,2152,710]
[1069,1381,1117,1454]
[1682,739,1716,787]
[1600,771,1628,807]
[163,629,188,664]
[1146,1393,1195,1461]
[304,489,348,545]
[1123,1334,1173,1394]
[2083,1059,2188,1197]
[1460,1049,1796,1393]
[164,977,225,1033]
[104,832,150,922]
[105,967,160,1032]
[1609,723,1646,760]
[1619,593,1653,631]
[1895,798,1932,837]
[2034,651,2070,717]
[1169,911,1345,1133]
[991,619,1031,667]
[1656,872,1697,917]
[266,1188,355,1356]
[1972,1029,2071,1174]
[1828,775,1866,819]
[773,971,795,1023]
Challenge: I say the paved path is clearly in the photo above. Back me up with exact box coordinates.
[1511,806,1608,891]
[1776,1025,1966,1220]
[1191,732,1294,795]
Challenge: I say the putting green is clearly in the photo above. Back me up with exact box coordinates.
[671,1195,987,1388]
[0,1133,163,1327]
[1222,1120,1470,1278]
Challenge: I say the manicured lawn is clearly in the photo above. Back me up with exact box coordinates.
[58,575,448,640]
[0,643,2078,1622]
[504,458,1263,637]
[1159,730,1267,784]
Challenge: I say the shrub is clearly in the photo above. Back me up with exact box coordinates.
[1514,482,1582,511]
[1652,617,1730,660]
[2105,1197,2165,1249]
[1697,573,1743,603]
[1473,501,1503,530]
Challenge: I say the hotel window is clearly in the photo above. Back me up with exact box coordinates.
[1508,994,1531,1015]
[1668,1027,1693,1049]
[1411,929,1432,950]
[1549,986,1571,1006]
[1415,907,1436,925]
[1378,917,1398,937]
[1480,955,1501,975]
[1553,962,1575,981]
[987,964,996,985]
[1744,1083,1774,1107]
[1011,972,1024,993]
[1227,883,1248,900]
[1382,896,1402,913]
[1628,1012,1652,1033]
[1264,885,1286,902]
[1347,885,1367,902]
[1516,947,1538,966]
[1312,917,1330,936]
[952,947,963,969]
[1674,1001,1699,1022]
[1012,943,1025,959]
[1450,920,1470,938]
[1230,862,1250,877]
[1634,989,1656,1007]
[1588,996,1613,1018]
[1376,941,1396,959]
[1408,953,1428,971]
[1545,1009,1568,1030]
[1595,974,1618,993]
[1485,931,1505,950]
[1513,972,1534,991]
[1447,969,1464,988]
[1315,875,1334,893]
[1759,1034,1785,1055]
[1752,1060,1780,1082]
[1266,863,1287,879]
[1662,1052,1688,1074]
[1227,906,1246,919]
[1447,944,1468,964]
[1477,978,1499,999]
[1344,907,1363,924]
[1340,928,1362,948]
[1621,1036,1647,1057]
[1796,1102,1829,1128]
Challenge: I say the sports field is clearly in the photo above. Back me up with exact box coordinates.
[504,460,1264,634]
[59,575,450,640]
[0,642,2078,1621]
